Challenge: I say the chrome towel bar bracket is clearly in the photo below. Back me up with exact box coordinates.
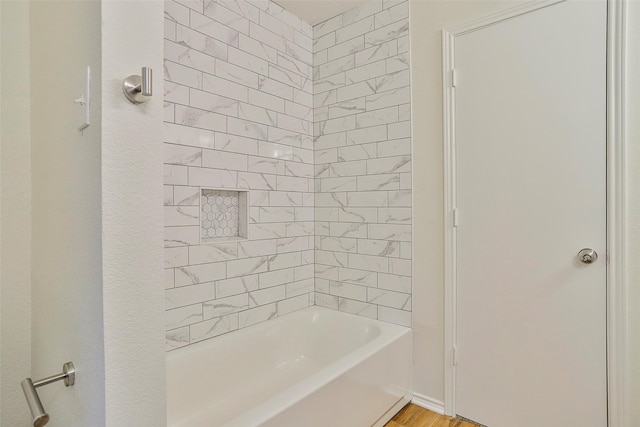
[21,362,75,427]
[123,67,153,104]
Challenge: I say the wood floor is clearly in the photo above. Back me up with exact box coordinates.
[385,404,477,427]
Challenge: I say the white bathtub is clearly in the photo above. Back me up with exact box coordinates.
[167,306,412,427]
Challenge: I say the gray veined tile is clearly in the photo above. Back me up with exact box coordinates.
[238,103,277,126]
[227,116,268,140]
[204,0,250,34]
[165,39,216,73]
[374,1,409,28]
[218,0,260,23]
[166,0,190,26]
[203,293,249,318]
[342,0,383,27]
[338,297,377,319]
[328,36,366,62]
[216,58,260,88]
[174,105,227,132]
[175,25,228,60]
[164,143,202,166]
[337,144,377,161]
[329,98,367,119]
[357,174,400,191]
[190,313,240,343]
[357,239,400,257]
[166,326,189,350]
[166,304,203,329]
[339,267,378,287]
[365,18,409,47]
[374,69,410,93]
[165,282,214,309]
[164,59,203,89]
[238,33,278,63]
[345,59,387,84]
[215,275,260,298]
[239,303,278,328]
[190,10,240,47]
[355,40,398,67]
[314,14,343,39]
[335,16,375,44]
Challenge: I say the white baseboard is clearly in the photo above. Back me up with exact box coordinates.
[411,393,445,415]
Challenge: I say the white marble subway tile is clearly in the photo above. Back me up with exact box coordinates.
[314,32,337,55]
[248,89,285,113]
[259,206,295,222]
[165,39,216,73]
[249,21,285,52]
[166,326,189,350]
[276,175,309,192]
[227,256,269,278]
[315,221,330,236]
[365,18,409,47]
[316,55,355,79]
[388,121,411,140]
[400,172,412,190]
[315,132,347,151]
[338,206,378,223]
[165,247,189,268]
[165,206,200,226]
[329,160,367,177]
[165,81,190,104]
[202,148,248,171]
[166,282,215,309]
[215,274,259,298]
[165,226,201,248]
[386,52,410,73]
[284,101,313,121]
[175,262,227,286]
[238,33,278,63]
[378,306,411,327]
[356,174,400,191]
[268,251,302,270]
[249,222,286,239]
[319,177,357,193]
[267,128,302,147]
[251,190,270,206]
[315,278,330,293]
[247,156,283,175]
[259,141,295,161]
[191,10,240,46]
[175,105,227,132]
[348,253,389,273]
[346,124,387,144]
[259,268,294,289]
[315,90,337,110]
[355,40,397,67]
[165,164,189,185]
[314,14,342,39]
[328,36,365,62]
[315,292,339,310]
[337,144,377,161]
[317,115,357,135]
[315,106,329,124]
[165,143,203,166]
[175,0,203,13]
[166,0,190,26]
[375,69,410,92]
[188,167,238,187]
[202,74,249,102]
[315,263,338,280]
[316,250,348,268]
[190,312,240,342]
[277,236,311,254]
[335,16,375,44]
[238,239,277,258]
[316,148,338,164]
[190,88,239,116]
[374,2,409,28]
[215,132,259,155]
[315,192,347,207]
[286,221,315,237]
[285,161,314,178]
[204,0,250,34]
[357,239,400,257]
[165,59,203,89]
[249,285,285,307]
[330,281,367,301]
[227,116,268,139]
[342,0,382,26]
[356,106,399,128]
[176,25,228,59]
[238,103,277,126]
[345,60,387,85]
[399,103,411,121]
[216,58,260,88]
[278,114,311,135]
[397,34,410,54]
[388,189,412,206]
[400,242,411,259]
[294,264,314,281]
[329,222,367,238]
[218,0,260,22]
[389,257,411,276]
[166,304,203,329]
[269,64,305,90]
[239,303,277,328]
[366,86,411,110]
[377,138,411,158]
[166,18,177,41]
[314,73,345,94]
[319,236,357,253]
[329,98,367,119]
[278,53,312,80]
[237,171,276,190]
[188,242,238,264]
[294,91,313,111]
[368,223,411,242]
[338,297,377,319]
[164,185,174,206]
[278,292,310,314]
[315,207,339,222]
[269,191,303,206]
[259,9,295,41]
[347,191,388,207]
[314,49,328,66]
[294,207,314,221]
[383,0,405,10]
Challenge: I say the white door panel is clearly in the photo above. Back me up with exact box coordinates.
[454,1,607,426]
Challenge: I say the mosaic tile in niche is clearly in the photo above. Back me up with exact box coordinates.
[200,189,247,241]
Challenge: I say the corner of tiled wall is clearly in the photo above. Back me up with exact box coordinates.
[312,0,412,327]
[164,0,315,351]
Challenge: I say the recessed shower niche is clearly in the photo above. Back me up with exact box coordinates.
[200,188,248,243]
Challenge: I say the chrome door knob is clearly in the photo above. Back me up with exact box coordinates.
[578,248,598,264]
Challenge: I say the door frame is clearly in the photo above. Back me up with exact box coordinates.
[442,1,628,425]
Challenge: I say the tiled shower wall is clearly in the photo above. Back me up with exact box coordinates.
[163,0,315,350]
[312,0,412,327]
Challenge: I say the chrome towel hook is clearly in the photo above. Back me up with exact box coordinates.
[123,67,153,104]
[21,362,75,427]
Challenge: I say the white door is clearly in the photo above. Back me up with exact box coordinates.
[453,1,607,426]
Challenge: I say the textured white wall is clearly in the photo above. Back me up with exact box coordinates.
[0,1,32,425]
[101,0,166,425]
[409,0,527,405]
[29,1,106,425]
[626,2,640,424]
